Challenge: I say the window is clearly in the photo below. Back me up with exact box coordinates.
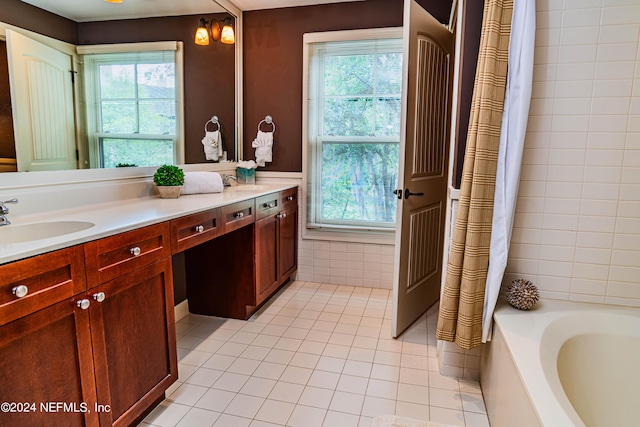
[82,46,182,168]
[305,30,403,234]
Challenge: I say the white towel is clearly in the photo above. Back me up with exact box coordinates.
[202,130,223,161]
[252,130,273,167]
[181,172,223,194]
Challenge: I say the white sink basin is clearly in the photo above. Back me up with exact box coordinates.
[225,184,271,192]
[0,221,95,244]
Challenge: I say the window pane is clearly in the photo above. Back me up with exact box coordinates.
[137,63,176,99]
[323,98,373,136]
[139,100,176,134]
[101,101,136,133]
[99,64,135,99]
[324,54,373,96]
[101,138,174,168]
[375,97,402,137]
[321,142,399,224]
[375,53,403,94]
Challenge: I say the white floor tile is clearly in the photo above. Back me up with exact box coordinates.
[147,283,490,427]
[224,394,265,418]
[212,414,251,427]
[322,410,360,427]
[298,386,334,409]
[328,391,364,415]
[254,399,295,425]
[175,407,220,427]
[287,404,327,427]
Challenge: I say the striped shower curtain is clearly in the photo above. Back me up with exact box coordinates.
[435,0,514,350]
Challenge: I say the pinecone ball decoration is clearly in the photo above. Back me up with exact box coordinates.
[506,279,539,310]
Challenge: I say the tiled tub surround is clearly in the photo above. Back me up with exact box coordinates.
[142,281,489,427]
[439,0,640,380]
[507,0,640,305]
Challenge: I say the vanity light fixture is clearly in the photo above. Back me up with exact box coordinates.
[194,16,234,46]
[220,18,235,45]
[195,18,210,45]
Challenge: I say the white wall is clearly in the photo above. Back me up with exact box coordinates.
[505,0,640,306]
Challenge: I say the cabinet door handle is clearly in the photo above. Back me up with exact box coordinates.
[12,285,28,298]
[264,202,276,208]
[286,196,294,201]
[130,247,141,256]
[235,211,244,219]
[77,299,90,310]
[93,292,106,303]
[276,213,287,219]
[195,225,204,233]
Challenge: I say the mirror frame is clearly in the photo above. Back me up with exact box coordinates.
[0,0,242,186]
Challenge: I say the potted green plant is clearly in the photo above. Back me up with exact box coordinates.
[153,164,185,199]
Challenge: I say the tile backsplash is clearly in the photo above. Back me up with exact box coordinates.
[505,0,640,307]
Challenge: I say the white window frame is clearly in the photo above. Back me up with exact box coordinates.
[302,28,403,244]
[79,42,184,168]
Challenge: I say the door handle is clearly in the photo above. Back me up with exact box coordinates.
[404,189,424,199]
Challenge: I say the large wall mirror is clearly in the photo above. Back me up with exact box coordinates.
[0,0,242,174]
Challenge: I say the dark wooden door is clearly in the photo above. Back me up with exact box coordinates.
[255,214,279,306]
[0,299,98,427]
[89,258,177,427]
[278,205,298,284]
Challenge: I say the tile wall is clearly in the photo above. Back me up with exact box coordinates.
[505,0,640,306]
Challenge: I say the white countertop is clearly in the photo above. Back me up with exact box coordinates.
[0,183,296,265]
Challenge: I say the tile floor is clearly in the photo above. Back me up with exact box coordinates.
[140,281,489,427]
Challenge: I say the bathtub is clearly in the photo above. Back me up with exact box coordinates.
[480,299,640,427]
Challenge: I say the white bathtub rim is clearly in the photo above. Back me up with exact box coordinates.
[492,299,640,427]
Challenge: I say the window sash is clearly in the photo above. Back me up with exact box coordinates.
[308,37,402,232]
[83,49,179,168]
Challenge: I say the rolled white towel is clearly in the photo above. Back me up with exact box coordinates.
[181,171,224,194]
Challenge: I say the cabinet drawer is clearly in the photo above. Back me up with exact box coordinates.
[280,187,298,211]
[171,208,221,253]
[84,222,171,287]
[255,192,280,220]
[221,200,255,234]
[0,245,86,327]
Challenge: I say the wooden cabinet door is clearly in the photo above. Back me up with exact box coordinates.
[88,258,177,427]
[278,204,298,284]
[254,214,278,306]
[0,299,98,427]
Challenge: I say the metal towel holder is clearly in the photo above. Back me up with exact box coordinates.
[258,115,276,133]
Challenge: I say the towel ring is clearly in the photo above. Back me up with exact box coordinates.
[205,115,220,132]
[258,115,276,133]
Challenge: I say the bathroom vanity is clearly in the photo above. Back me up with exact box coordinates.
[0,183,298,427]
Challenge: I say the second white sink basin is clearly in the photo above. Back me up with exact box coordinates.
[0,221,95,244]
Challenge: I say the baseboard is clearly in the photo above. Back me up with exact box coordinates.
[174,299,190,322]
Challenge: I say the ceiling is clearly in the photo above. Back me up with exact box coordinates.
[20,0,364,23]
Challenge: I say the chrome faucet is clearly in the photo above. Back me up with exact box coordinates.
[222,174,237,187]
[0,198,18,226]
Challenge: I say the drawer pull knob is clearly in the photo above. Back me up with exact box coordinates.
[195,225,204,233]
[264,202,276,208]
[93,292,106,303]
[77,299,90,310]
[286,196,294,201]
[130,247,141,256]
[277,213,287,219]
[12,285,28,298]
[235,212,244,219]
